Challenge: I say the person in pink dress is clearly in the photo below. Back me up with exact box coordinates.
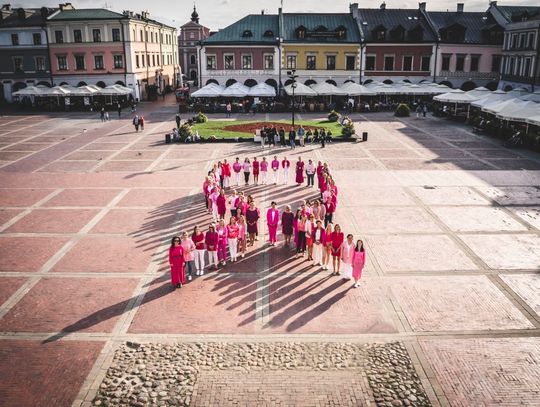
[330,224,344,275]
[316,161,324,188]
[260,157,269,185]
[252,157,260,185]
[246,201,260,247]
[266,201,280,246]
[295,156,305,185]
[233,157,242,186]
[352,239,366,288]
[205,224,218,270]
[340,234,355,280]
[222,159,231,189]
[293,208,302,245]
[216,219,228,266]
[209,186,220,222]
[217,189,227,220]
[168,236,185,289]
[191,226,205,276]
[226,217,240,262]
[312,199,326,222]
[295,213,307,257]
[202,177,211,210]
[271,156,280,184]
[324,198,335,227]
[281,205,294,246]
[180,231,196,281]
[312,220,326,267]
[281,157,290,184]
[237,214,247,258]
[322,223,333,270]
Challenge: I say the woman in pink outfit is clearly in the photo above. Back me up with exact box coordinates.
[226,217,240,262]
[330,224,344,275]
[266,201,280,246]
[322,223,333,270]
[168,236,185,289]
[205,224,219,270]
[216,219,228,266]
[352,239,366,288]
[271,156,280,184]
[233,157,242,186]
[217,189,227,220]
[237,215,247,258]
[311,220,326,267]
[191,226,205,276]
[252,157,260,185]
[340,234,355,280]
[180,232,196,281]
[295,156,305,185]
[209,186,220,222]
[260,157,269,185]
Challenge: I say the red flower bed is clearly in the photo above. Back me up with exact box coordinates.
[223,122,325,134]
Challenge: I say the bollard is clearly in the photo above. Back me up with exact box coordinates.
[362,132,368,142]
[165,133,171,144]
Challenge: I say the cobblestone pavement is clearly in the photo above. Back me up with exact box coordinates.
[0,103,539,406]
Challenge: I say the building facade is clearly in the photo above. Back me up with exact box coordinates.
[178,6,210,86]
[0,5,56,103]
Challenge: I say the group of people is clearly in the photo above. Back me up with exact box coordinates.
[169,155,365,289]
[257,125,333,149]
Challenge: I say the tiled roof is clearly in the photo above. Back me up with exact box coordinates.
[282,13,361,43]
[203,14,279,44]
[357,8,437,42]
[0,8,55,28]
[496,6,540,22]
[428,11,498,44]
[48,9,124,21]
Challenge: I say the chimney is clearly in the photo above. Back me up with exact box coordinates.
[261,9,264,15]
[1,4,10,11]
[350,3,359,19]
[59,3,74,11]
[457,3,464,13]
[419,2,426,11]
[380,2,386,11]
[489,1,497,6]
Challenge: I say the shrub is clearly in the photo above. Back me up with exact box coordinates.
[328,110,341,122]
[194,111,208,123]
[178,123,192,141]
[394,103,411,117]
[341,121,355,138]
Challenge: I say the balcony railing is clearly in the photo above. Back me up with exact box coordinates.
[439,71,499,80]
[501,74,540,84]
[204,69,275,76]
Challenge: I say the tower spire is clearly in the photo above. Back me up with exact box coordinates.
[191,3,199,23]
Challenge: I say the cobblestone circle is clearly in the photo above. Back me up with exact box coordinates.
[93,341,430,407]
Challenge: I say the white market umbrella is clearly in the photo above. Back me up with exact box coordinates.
[98,85,132,96]
[284,82,316,96]
[520,92,540,103]
[496,102,540,121]
[470,90,512,108]
[434,89,477,103]
[339,82,375,96]
[310,82,348,96]
[526,114,540,127]
[191,83,224,98]
[248,83,276,97]
[466,87,492,99]
[482,98,528,115]
[222,82,250,98]
[40,86,72,96]
[12,86,45,96]
[372,84,396,95]
[78,85,101,95]
[507,88,530,98]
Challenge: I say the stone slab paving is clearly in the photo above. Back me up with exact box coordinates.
[0,108,539,406]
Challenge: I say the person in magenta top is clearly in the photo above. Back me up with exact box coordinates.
[192,226,206,276]
[266,201,280,246]
[271,156,280,185]
[330,224,344,275]
[217,189,227,219]
[233,157,242,186]
[281,157,290,185]
[295,156,305,185]
[168,236,185,288]
[210,187,220,222]
[352,239,366,288]
[216,219,228,266]
[180,231,196,281]
[205,224,219,270]
[252,157,260,185]
[293,208,301,246]
[324,198,335,227]
[260,157,269,185]
[226,217,240,262]
[222,159,231,189]
[295,213,307,257]
[341,234,355,280]
[203,177,211,210]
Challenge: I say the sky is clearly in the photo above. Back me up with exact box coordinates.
[16,0,535,31]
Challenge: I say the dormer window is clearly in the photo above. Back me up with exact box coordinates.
[263,30,274,37]
[373,25,386,41]
[242,30,253,38]
[440,23,465,42]
[390,25,405,41]
[336,25,347,39]
[296,25,307,39]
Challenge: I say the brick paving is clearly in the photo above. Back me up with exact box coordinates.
[0,104,539,406]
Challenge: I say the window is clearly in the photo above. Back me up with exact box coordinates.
[528,33,535,48]
[206,55,216,70]
[57,55,67,70]
[55,30,63,43]
[441,54,451,71]
[11,34,19,45]
[112,28,120,42]
[92,29,101,42]
[421,55,430,71]
[470,55,480,72]
[35,56,45,71]
[519,33,525,48]
[140,30,143,42]
[73,29,82,43]
[242,55,252,70]
[94,55,104,69]
[113,55,123,69]
[224,54,234,70]
[326,55,336,70]
[296,27,306,40]
[286,55,296,69]
[135,55,140,68]
[33,33,42,45]
[145,31,148,42]
[455,54,465,71]
[13,57,23,72]
[376,29,386,41]
[511,34,517,49]
[346,55,355,70]
[156,55,159,66]
[365,55,376,71]
[523,57,531,77]
[384,55,394,71]
[242,30,252,38]
[190,55,196,65]
[491,55,501,72]
[306,55,316,70]
[508,57,515,75]
[403,56,413,71]
[264,54,274,70]
[75,55,85,70]
[264,30,274,37]
[146,54,150,66]
[141,54,145,67]
[152,54,155,66]
[189,32,195,39]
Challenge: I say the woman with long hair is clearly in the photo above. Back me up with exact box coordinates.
[352,239,366,288]
[281,205,294,246]
[227,216,240,262]
[216,219,228,266]
[168,235,185,288]
[246,201,260,247]
[180,231,196,281]
[205,224,219,270]
[295,214,307,258]
[243,158,251,185]
[237,214,247,258]
[341,234,355,280]
[322,223,333,271]
[252,157,260,185]
[217,189,227,220]
[305,213,315,261]
[330,224,344,275]
[191,226,205,276]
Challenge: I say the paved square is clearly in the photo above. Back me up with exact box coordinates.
[500,274,540,316]
[431,207,527,232]
[0,236,69,272]
[4,208,99,234]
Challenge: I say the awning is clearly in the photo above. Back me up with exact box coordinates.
[284,82,317,96]
[470,90,512,108]
[221,82,250,97]
[309,82,348,96]
[482,98,528,115]
[248,83,276,97]
[433,89,477,103]
[191,83,224,98]
[339,82,375,96]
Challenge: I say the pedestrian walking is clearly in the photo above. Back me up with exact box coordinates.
[266,201,279,246]
[175,113,181,128]
[181,232,196,281]
[117,103,122,118]
[298,125,305,147]
[191,226,206,276]
[352,239,365,287]
[100,108,105,122]
[132,115,140,132]
[168,236,185,289]
[226,102,232,118]
[104,111,109,121]
[205,224,219,271]
[139,115,145,130]
[243,158,251,185]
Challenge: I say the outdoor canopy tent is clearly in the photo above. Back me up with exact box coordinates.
[221,82,250,98]
[465,87,492,98]
[191,83,224,98]
[309,82,348,96]
[526,114,540,127]
[12,86,46,96]
[248,83,276,97]
[98,85,132,96]
[284,82,317,96]
[338,82,375,96]
[433,89,477,103]
[470,90,513,108]
[495,102,540,121]
[520,92,540,103]
[482,98,529,115]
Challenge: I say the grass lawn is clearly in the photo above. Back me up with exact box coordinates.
[191,119,343,139]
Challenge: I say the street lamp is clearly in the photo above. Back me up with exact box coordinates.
[287,69,298,127]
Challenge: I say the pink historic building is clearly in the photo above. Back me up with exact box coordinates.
[178,6,210,86]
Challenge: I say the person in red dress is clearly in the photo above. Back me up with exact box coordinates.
[295,156,305,185]
[252,157,260,185]
[217,189,227,220]
[222,159,232,189]
[168,236,185,289]
[330,224,344,275]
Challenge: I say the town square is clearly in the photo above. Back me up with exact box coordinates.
[1,1,540,406]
